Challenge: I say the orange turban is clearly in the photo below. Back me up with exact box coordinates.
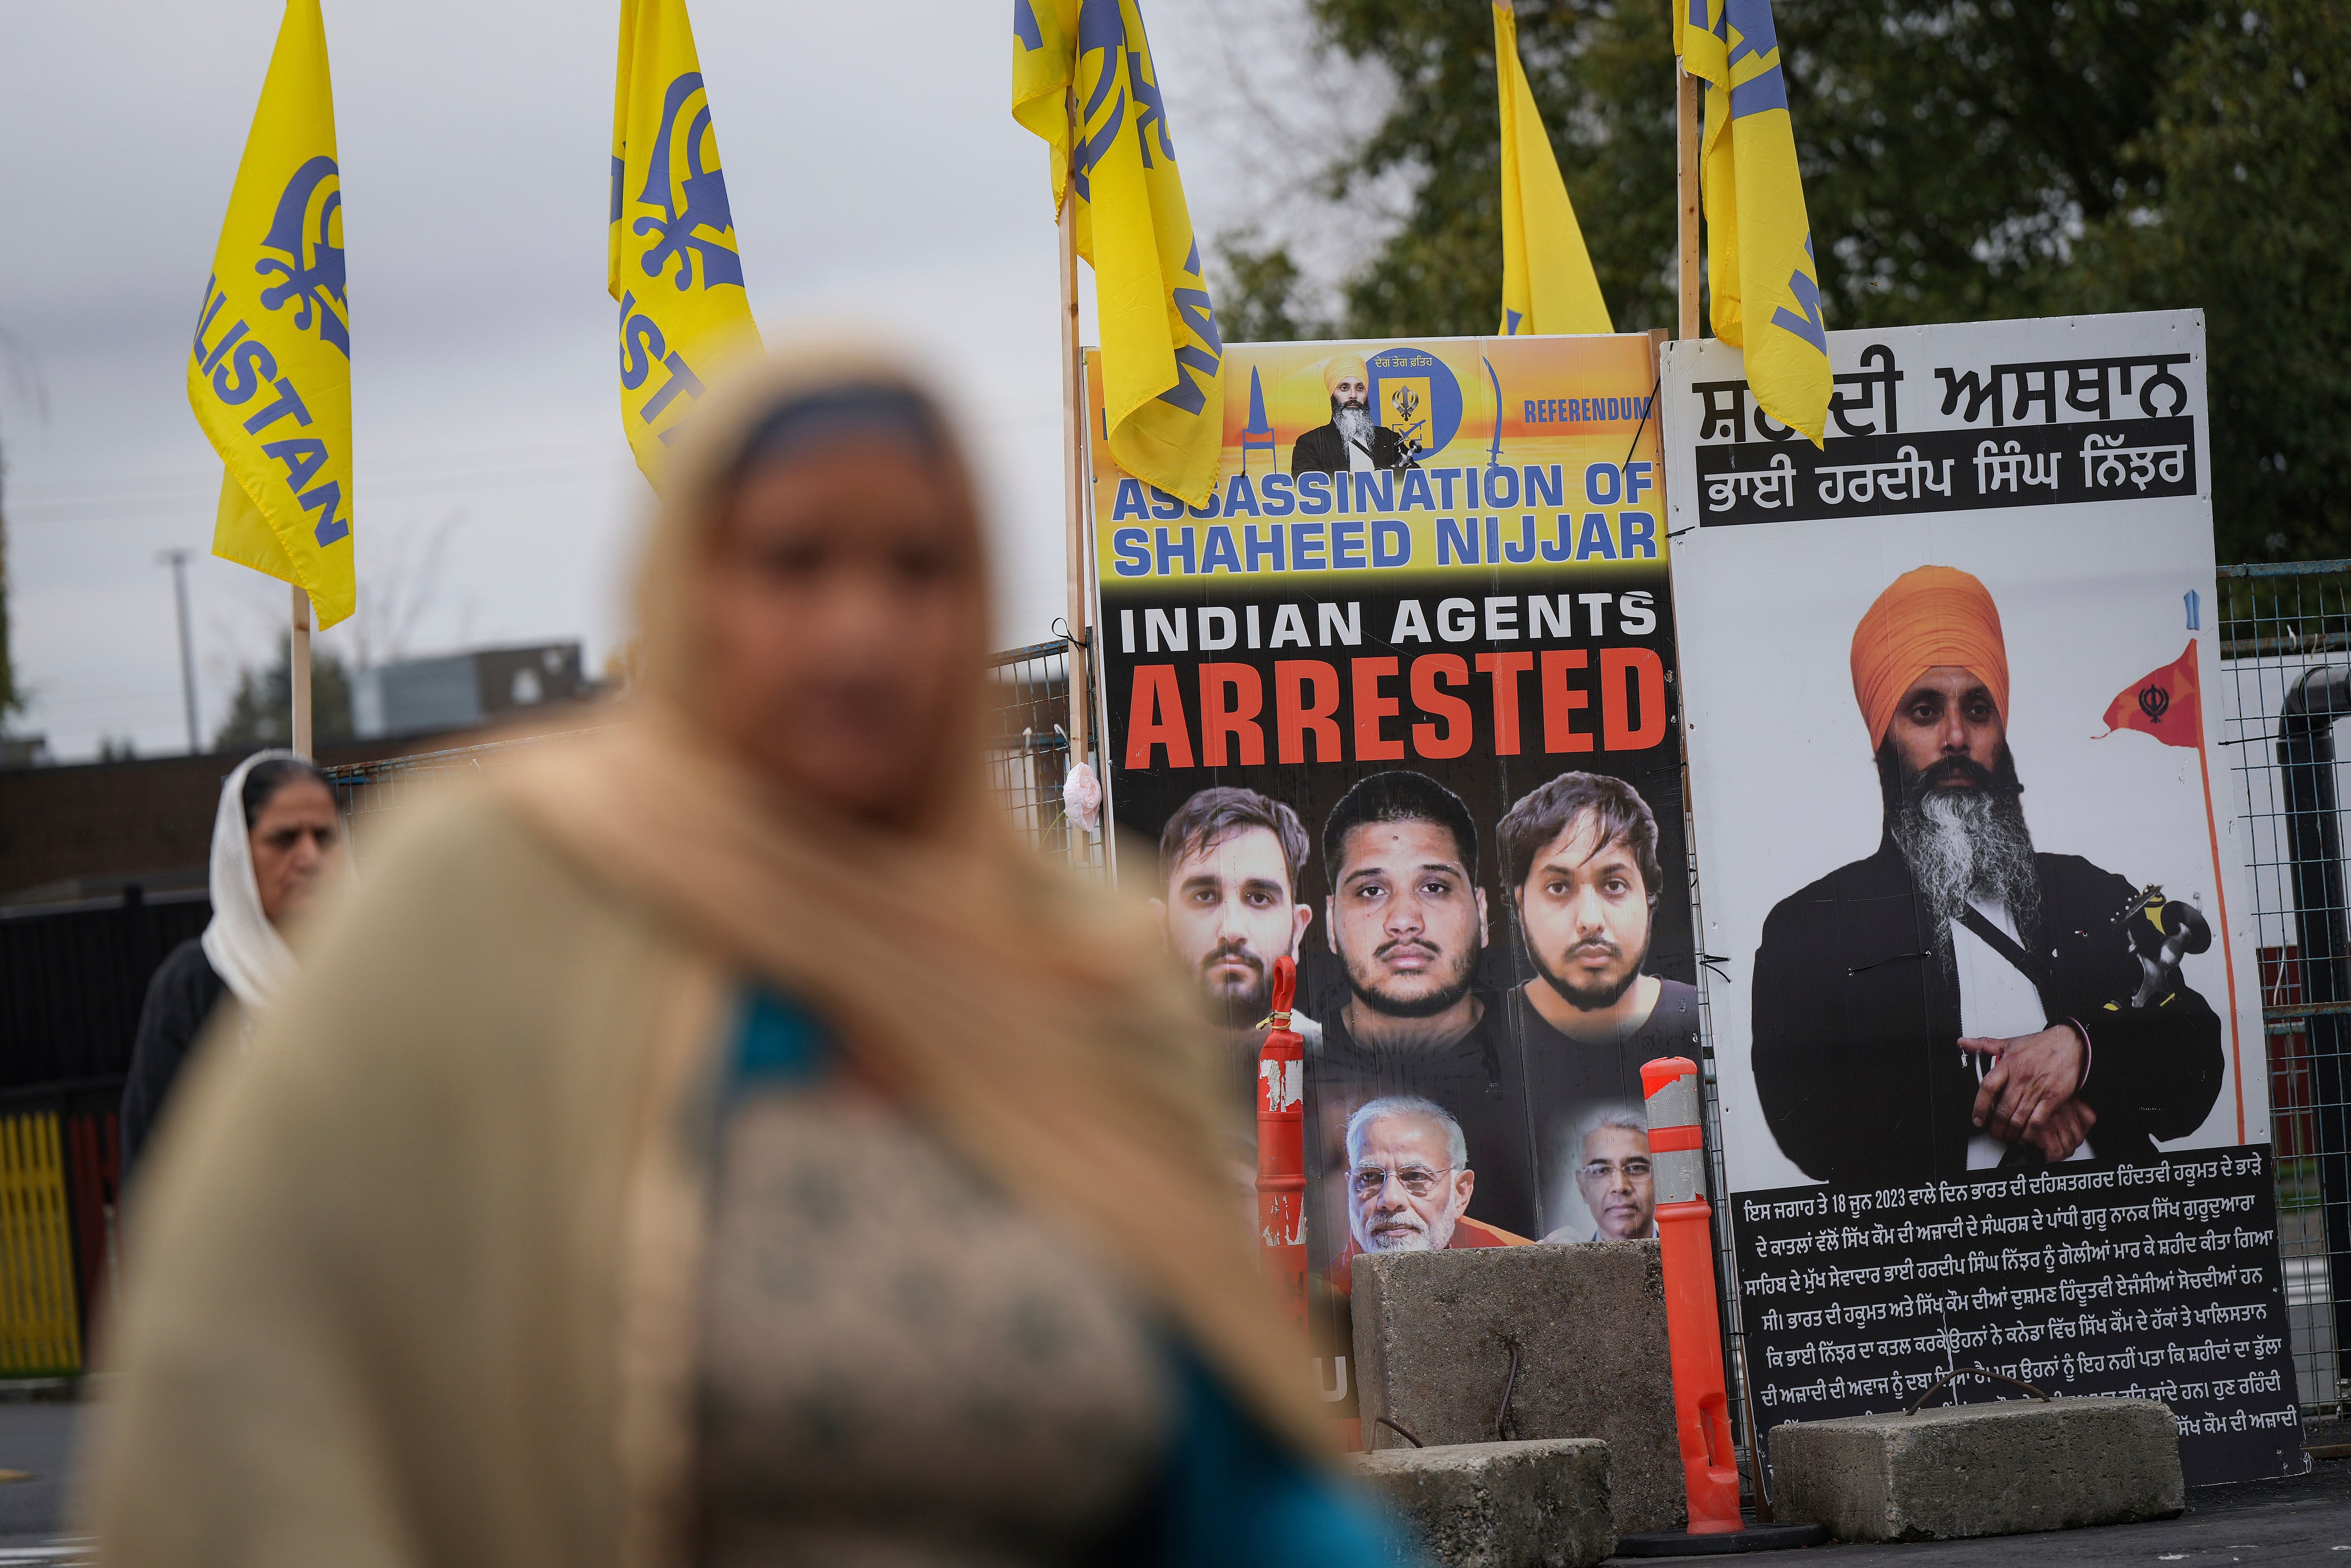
[1849,565,2009,747]
[1322,353,1369,394]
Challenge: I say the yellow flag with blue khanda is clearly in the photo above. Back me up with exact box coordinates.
[189,0,355,628]
[609,0,762,485]
[1677,0,1831,445]
[1494,3,1611,337]
[1011,0,1225,507]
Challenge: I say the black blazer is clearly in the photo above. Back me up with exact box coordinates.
[1290,423,1409,475]
[122,937,230,1178]
[1750,837,2225,1185]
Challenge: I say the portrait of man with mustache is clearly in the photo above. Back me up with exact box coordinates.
[1496,770,1700,1235]
[1501,772,1699,1049]
[1304,770,1537,1249]
[1290,352,1410,477]
[1332,1096,1530,1286]
[1151,787,1320,1175]
[1750,566,2225,1185]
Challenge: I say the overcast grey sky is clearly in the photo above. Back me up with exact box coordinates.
[0,0,1388,760]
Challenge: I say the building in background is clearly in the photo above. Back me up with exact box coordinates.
[353,641,592,740]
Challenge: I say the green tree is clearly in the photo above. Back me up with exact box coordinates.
[1214,231,1337,343]
[1217,0,2337,559]
[213,638,353,751]
[2052,0,2351,558]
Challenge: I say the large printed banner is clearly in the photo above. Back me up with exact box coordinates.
[1665,311,2300,1485]
[1092,334,1697,1417]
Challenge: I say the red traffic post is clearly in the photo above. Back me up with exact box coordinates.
[1642,1055,1742,1534]
[1257,955,1308,1334]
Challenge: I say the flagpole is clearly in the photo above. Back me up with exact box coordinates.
[1057,89,1093,864]
[290,583,313,759]
[2192,689,2248,1143]
[1676,63,1700,339]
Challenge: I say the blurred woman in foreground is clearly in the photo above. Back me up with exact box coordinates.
[119,751,341,1176]
[85,348,1401,1567]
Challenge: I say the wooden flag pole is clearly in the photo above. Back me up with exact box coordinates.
[290,583,313,759]
[1677,64,1701,339]
[1057,89,1093,860]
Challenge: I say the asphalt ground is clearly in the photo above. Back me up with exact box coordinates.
[0,1397,80,1547]
[0,1394,2343,1562]
[1606,1459,2351,1566]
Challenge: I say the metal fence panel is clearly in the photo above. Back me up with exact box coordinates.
[2217,561,2351,1445]
[0,1111,82,1377]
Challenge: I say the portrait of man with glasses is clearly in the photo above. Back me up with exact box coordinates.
[1547,1106,1657,1244]
[1334,1096,1530,1282]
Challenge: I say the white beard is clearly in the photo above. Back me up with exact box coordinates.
[1894,788,2039,962]
[1334,404,1374,447]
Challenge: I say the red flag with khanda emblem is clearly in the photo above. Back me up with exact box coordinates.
[2098,633,2246,1142]
[2102,640,2202,748]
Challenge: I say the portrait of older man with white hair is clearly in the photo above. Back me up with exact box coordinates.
[1542,1107,1657,1244]
[1339,1095,1529,1269]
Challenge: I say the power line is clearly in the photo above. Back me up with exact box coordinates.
[11,458,634,522]
[5,406,1060,522]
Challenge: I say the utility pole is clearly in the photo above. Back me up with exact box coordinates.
[156,550,200,754]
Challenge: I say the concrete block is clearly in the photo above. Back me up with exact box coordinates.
[1352,1241,1684,1535]
[1349,1438,1615,1568]
[1770,1397,2184,1542]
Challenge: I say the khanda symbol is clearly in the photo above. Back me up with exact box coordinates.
[1070,0,1176,199]
[256,155,349,356]
[2138,683,2171,723]
[634,72,745,292]
[1388,384,1427,467]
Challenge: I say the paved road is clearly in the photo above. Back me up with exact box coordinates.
[1608,1462,2351,1565]
[1,1393,2343,1563]
[0,1399,79,1547]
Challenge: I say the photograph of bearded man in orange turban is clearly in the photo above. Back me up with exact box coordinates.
[1291,351,1411,476]
[1749,565,2225,1186]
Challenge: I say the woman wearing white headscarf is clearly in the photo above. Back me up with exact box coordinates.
[119,751,343,1176]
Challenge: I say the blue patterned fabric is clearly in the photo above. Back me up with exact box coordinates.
[719,987,1409,1566]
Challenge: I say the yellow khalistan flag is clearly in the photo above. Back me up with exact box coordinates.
[609,0,762,484]
[1495,3,1610,336]
[190,0,354,628]
[1012,0,1224,507]
[1678,0,1831,445]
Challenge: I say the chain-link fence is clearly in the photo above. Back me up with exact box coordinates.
[2216,559,2351,1450]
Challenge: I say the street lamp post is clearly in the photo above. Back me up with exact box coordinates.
[156,549,199,755]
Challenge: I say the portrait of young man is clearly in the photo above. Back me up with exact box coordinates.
[1501,771,1699,1062]
[1306,770,1536,1251]
[1290,352,1409,476]
[1153,785,1321,1067]
[1750,565,2226,1185]
[1542,1107,1658,1244]
[1496,770,1697,1234]
[1329,1095,1529,1294]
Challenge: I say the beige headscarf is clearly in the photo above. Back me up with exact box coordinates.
[493,346,1325,1454]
